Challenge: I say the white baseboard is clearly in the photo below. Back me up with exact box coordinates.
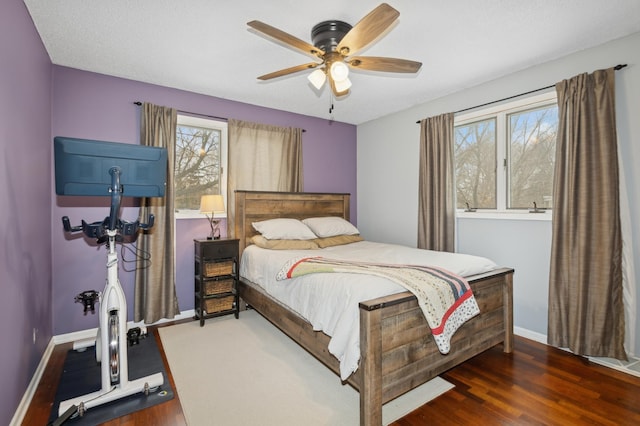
[514,326,547,344]
[11,309,196,425]
[9,339,55,426]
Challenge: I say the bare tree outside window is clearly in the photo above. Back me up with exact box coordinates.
[174,125,221,211]
[455,118,496,209]
[509,105,558,209]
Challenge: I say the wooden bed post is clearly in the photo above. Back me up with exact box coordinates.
[359,306,383,426]
[503,271,514,353]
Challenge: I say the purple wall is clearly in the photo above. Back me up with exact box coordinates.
[51,66,357,335]
[1,1,53,423]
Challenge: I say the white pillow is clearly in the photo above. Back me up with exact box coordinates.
[302,216,360,238]
[252,218,317,240]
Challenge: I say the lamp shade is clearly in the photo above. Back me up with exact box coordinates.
[199,194,225,214]
[329,61,349,82]
[334,77,352,93]
[307,69,326,90]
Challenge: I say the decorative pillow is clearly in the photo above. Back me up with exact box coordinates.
[302,216,360,238]
[251,235,319,250]
[251,218,317,240]
[314,234,364,248]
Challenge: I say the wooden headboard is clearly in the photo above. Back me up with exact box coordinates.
[234,190,351,255]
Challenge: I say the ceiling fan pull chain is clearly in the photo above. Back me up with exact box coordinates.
[329,93,335,116]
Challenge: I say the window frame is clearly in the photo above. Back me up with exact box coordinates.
[174,114,228,220]
[454,90,557,220]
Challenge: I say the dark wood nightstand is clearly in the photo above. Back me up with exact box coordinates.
[194,238,239,326]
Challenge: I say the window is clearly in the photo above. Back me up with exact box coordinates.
[454,117,497,209]
[174,115,228,219]
[454,92,558,212]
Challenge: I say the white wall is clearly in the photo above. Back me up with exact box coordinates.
[357,31,640,357]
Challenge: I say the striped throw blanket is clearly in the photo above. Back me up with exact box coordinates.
[276,257,480,354]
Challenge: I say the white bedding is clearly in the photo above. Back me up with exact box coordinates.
[239,240,498,380]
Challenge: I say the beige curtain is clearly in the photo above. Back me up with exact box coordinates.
[134,103,180,323]
[547,68,626,360]
[227,119,303,236]
[417,113,455,252]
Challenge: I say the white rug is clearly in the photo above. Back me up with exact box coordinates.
[159,310,453,425]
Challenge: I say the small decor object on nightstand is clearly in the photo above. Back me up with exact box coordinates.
[194,238,239,326]
[200,194,225,239]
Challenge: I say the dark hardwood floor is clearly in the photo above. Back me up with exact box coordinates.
[23,329,640,425]
[392,338,640,426]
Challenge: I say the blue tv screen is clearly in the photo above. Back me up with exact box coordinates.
[54,136,168,197]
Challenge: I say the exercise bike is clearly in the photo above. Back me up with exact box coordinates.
[56,165,164,419]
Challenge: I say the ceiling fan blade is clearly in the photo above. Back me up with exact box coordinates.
[248,20,325,59]
[257,62,321,80]
[348,56,422,73]
[336,3,399,56]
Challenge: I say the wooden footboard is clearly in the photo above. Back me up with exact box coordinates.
[357,267,513,425]
[239,267,514,426]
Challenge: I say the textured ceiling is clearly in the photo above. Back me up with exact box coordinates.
[24,0,640,124]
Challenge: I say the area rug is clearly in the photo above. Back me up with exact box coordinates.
[48,333,174,425]
[159,310,453,425]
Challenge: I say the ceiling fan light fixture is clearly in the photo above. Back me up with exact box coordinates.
[308,68,326,89]
[334,76,352,93]
[330,61,349,82]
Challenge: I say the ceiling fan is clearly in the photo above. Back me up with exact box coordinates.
[247,3,422,97]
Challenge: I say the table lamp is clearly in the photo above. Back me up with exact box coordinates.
[199,194,225,239]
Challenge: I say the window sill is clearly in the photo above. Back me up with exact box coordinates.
[456,211,552,221]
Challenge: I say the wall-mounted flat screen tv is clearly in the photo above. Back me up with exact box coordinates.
[54,136,167,197]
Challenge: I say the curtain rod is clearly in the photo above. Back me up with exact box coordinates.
[416,63,627,123]
[133,101,228,122]
[133,101,306,132]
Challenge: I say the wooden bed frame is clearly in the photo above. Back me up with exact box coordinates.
[234,190,514,426]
